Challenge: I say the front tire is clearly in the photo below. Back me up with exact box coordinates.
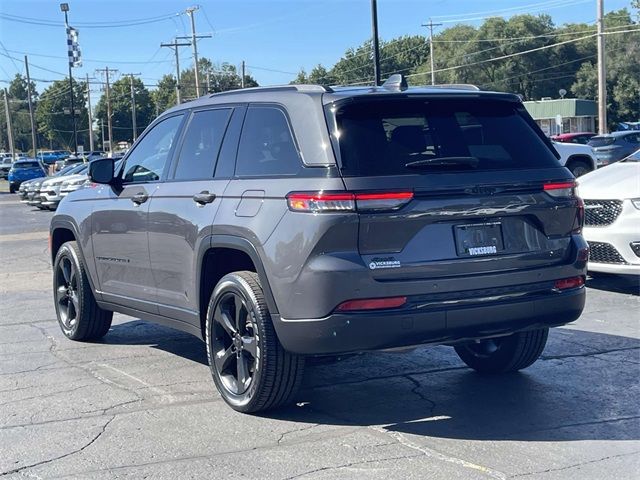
[454,328,548,373]
[206,271,304,413]
[9,184,16,193]
[567,160,591,177]
[53,241,112,341]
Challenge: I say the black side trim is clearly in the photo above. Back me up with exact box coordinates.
[204,234,279,315]
[50,216,99,296]
[97,300,203,340]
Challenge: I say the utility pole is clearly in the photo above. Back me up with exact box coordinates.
[124,73,141,142]
[206,71,211,93]
[3,89,15,159]
[370,0,381,86]
[597,0,607,134]
[179,6,211,98]
[95,67,117,153]
[422,19,443,85]
[241,60,245,88]
[60,4,78,154]
[85,74,95,152]
[101,119,105,150]
[24,56,37,156]
[161,38,191,105]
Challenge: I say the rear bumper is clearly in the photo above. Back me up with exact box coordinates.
[275,286,585,355]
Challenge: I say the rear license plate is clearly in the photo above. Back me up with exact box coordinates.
[454,222,504,257]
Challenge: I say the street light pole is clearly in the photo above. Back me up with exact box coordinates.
[60,3,78,154]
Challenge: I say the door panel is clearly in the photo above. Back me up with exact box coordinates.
[90,183,158,311]
[148,179,229,320]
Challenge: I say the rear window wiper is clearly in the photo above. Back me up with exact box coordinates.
[405,156,479,169]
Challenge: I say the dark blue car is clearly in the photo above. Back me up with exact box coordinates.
[37,150,71,165]
[8,159,47,193]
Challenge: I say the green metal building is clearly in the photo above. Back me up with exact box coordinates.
[523,98,597,136]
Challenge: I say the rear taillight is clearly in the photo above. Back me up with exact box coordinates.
[554,276,585,290]
[287,193,355,213]
[287,191,413,213]
[573,197,585,233]
[543,181,576,198]
[336,296,407,312]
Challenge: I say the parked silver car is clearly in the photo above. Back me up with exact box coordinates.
[40,164,88,210]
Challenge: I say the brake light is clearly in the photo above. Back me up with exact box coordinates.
[287,191,413,213]
[336,296,407,312]
[554,276,585,290]
[543,181,576,198]
[573,197,585,233]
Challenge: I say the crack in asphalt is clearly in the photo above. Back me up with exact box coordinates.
[404,374,437,414]
[510,450,640,477]
[276,423,320,445]
[0,416,115,477]
[281,453,424,479]
[368,426,508,479]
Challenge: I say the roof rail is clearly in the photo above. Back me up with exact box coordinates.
[428,84,481,91]
[208,84,332,98]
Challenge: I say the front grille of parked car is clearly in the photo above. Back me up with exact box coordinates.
[584,200,623,226]
[587,241,627,264]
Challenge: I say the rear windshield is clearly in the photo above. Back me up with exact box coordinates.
[588,136,615,147]
[13,162,40,169]
[328,98,559,176]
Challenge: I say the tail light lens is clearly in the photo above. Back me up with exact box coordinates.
[572,197,585,234]
[336,296,407,312]
[287,191,413,213]
[554,276,585,290]
[543,181,576,198]
[287,193,355,213]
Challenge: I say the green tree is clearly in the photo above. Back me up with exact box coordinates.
[151,74,177,115]
[0,74,39,154]
[35,78,88,151]
[95,76,154,144]
[571,9,640,126]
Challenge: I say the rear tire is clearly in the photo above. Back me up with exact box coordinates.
[206,271,304,413]
[454,328,548,373]
[53,241,112,341]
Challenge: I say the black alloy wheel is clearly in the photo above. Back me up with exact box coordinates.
[206,271,305,413]
[55,255,80,332]
[211,291,258,396]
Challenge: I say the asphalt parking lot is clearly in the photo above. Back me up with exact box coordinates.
[0,184,638,480]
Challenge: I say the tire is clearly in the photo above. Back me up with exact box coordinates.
[567,160,591,177]
[9,184,16,194]
[454,328,549,373]
[205,271,304,413]
[53,241,112,341]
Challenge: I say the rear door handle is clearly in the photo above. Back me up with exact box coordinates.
[131,192,149,205]
[193,191,216,205]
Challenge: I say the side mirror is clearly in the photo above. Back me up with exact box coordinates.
[88,157,115,184]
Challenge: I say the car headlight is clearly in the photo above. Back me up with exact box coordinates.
[631,198,640,210]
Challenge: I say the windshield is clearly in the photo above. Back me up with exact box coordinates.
[13,162,41,169]
[623,149,640,162]
[328,98,559,176]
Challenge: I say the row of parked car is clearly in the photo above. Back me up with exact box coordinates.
[551,130,640,167]
[17,162,90,210]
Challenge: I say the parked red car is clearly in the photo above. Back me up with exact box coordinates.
[551,132,596,144]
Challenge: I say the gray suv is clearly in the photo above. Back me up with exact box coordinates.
[50,76,588,413]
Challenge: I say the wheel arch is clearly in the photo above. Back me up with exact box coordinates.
[50,217,99,296]
[198,235,279,338]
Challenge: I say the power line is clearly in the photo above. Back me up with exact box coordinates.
[0,12,183,29]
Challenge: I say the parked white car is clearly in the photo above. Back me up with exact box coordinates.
[577,149,640,275]
[552,141,597,177]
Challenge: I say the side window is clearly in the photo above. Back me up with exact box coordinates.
[215,107,246,178]
[122,115,183,184]
[235,106,301,176]
[172,109,231,180]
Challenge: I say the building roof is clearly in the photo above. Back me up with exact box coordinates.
[523,98,597,119]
